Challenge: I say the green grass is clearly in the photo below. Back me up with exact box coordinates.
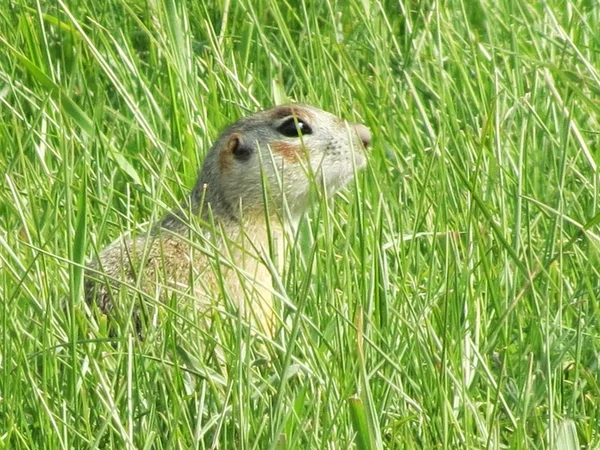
[1,0,600,448]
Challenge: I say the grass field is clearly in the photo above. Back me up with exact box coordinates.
[2,0,600,448]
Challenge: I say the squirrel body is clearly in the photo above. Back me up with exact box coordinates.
[86,104,371,335]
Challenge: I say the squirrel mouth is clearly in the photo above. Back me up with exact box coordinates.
[318,154,366,198]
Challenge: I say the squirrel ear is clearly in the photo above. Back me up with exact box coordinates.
[228,134,253,161]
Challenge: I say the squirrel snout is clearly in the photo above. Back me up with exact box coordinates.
[353,123,372,148]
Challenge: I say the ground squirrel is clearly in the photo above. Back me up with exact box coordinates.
[85,104,371,336]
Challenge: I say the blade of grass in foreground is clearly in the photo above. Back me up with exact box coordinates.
[351,306,383,450]
[349,396,375,450]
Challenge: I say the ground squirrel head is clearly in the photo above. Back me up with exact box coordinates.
[165,104,371,229]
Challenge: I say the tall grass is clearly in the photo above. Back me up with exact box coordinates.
[1,0,599,448]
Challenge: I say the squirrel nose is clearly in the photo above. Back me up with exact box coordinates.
[353,123,372,147]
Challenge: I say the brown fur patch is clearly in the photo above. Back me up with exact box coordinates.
[270,106,297,120]
[270,141,303,163]
[269,105,314,122]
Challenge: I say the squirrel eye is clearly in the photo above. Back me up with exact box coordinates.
[277,117,312,138]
